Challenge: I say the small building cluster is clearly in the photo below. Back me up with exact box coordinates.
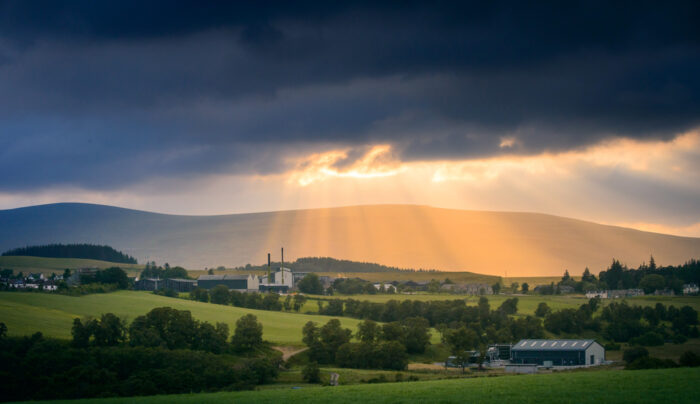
[585,289,645,299]
[1,271,61,291]
[440,283,494,295]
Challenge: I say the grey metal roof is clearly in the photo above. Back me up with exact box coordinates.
[511,339,598,351]
[197,275,225,280]
[197,274,249,280]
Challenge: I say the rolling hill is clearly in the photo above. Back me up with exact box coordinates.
[1,203,699,276]
[0,291,364,345]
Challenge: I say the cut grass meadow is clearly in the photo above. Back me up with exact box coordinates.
[0,256,143,276]
[0,291,364,345]
[21,367,700,404]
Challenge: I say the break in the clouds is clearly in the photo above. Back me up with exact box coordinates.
[0,1,699,233]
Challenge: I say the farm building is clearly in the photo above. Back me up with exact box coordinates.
[197,274,259,291]
[511,339,604,366]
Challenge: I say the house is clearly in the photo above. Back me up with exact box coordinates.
[558,285,575,294]
[440,283,493,295]
[511,339,605,366]
[653,288,675,296]
[608,289,644,298]
[683,284,698,295]
[197,274,259,291]
[585,291,608,299]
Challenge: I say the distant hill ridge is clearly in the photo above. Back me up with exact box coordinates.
[1,203,699,276]
[234,256,444,273]
[2,243,137,264]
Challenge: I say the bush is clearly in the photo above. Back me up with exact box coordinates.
[629,331,664,347]
[623,346,649,363]
[625,356,677,370]
[679,351,700,367]
[231,314,263,352]
[0,335,278,402]
[604,342,621,351]
[302,362,321,383]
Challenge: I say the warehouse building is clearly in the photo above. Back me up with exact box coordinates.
[197,274,259,291]
[511,339,604,366]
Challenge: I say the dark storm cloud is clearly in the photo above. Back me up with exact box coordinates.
[0,0,699,190]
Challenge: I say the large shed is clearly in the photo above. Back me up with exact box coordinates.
[197,274,258,291]
[511,339,604,366]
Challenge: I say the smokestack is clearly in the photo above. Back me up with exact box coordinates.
[267,253,271,285]
[281,247,284,267]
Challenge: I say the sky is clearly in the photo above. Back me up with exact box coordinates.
[1,1,699,236]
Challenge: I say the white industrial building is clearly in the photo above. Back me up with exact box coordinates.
[511,339,605,366]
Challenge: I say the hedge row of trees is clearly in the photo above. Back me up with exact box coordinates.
[0,335,279,401]
[2,243,137,264]
[537,298,699,345]
[190,286,308,312]
[71,307,267,354]
[547,257,699,294]
[0,311,279,402]
[302,318,431,371]
[139,262,190,280]
[622,346,700,370]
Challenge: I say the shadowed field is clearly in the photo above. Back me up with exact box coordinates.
[24,368,700,404]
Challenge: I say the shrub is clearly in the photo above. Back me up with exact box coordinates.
[302,362,321,383]
[625,356,677,370]
[231,314,263,352]
[679,351,700,367]
[604,342,621,351]
[623,346,649,363]
[629,331,664,347]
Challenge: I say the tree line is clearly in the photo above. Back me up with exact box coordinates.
[2,243,137,264]
[231,256,442,273]
[301,317,430,371]
[139,262,190,280]
[189,285,309,312]
[540,257,700,295]
[0,309,279,402]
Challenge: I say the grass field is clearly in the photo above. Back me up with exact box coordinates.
[24,367,700,404]
[0,291,364,345]
[0,256,143,276]
[303,293,700,315]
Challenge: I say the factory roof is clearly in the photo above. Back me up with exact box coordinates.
[197,274,249,281]
[511,339,600,351]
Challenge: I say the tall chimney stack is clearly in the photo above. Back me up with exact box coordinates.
[281,247,284,267]
[267,253,271,285]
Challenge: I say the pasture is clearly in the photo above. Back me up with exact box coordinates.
[25,367,700,404]
[0,256,143,276]
[0,291,364,345]
[303,293,700,315]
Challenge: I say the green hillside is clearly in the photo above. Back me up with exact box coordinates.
[310,293,700,314]
[0,291,364,345]
[0,256,143,275]
[26,368,700,404]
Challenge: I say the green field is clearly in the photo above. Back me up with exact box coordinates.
[0,291,364,345]
[24,367,700,404]
[305,293,700,315]
[0,256,143,276]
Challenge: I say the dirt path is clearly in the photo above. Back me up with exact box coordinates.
[273,346,309,361]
